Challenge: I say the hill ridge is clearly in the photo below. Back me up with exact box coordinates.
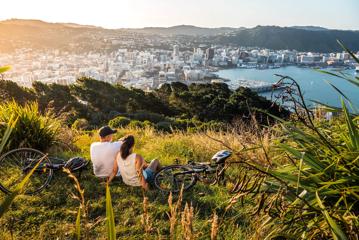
[1,19,359,52]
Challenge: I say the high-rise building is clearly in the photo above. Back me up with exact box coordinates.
[173,45,179,59]
[206,48,215,60]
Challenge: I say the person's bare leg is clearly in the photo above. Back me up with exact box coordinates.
[147,159,161,172]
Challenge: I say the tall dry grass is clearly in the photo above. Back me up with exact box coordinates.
[167,186,183,240]
[210,211,219,240]
[181,203,194,240]
[141,196,153,235]
[74,121,277,167]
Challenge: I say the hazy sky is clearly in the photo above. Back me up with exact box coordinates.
[1,0,359,29]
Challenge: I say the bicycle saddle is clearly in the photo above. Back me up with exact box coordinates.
[211,150,232,164]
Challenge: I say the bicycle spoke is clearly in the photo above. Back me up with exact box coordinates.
[155,165,196,193]
[0,148,53,194]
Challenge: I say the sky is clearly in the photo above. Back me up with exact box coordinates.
[1,0,359,30]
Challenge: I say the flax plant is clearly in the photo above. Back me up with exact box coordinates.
[233,43,359,239]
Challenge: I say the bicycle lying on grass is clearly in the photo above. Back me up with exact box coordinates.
[154,150,232,193]
[0,148,232,195]
[0,148,88,195]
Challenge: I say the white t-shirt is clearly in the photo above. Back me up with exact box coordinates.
[90,141,122,178]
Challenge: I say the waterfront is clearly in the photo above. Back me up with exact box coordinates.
[218,66,359,108]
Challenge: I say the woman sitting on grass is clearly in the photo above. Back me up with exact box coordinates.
[108,135,161,190]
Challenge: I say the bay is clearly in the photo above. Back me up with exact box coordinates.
[217,66,359,108]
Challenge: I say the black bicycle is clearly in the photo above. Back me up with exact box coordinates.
[0,148,88,195]
[154,150,232,193]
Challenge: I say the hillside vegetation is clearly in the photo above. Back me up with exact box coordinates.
[0,46,358,239]
[0,124,269,239]
[0,78,287,130]
[212,26,359,52]
[0,97,357,239]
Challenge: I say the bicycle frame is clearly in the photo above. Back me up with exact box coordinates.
[22,157,66,172]
[173,162,223,182]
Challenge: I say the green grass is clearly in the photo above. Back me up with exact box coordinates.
[0,127,254,239]
[0,170,248,239]
[1,62,357,238]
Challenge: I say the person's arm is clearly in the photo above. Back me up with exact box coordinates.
[108,153,119,184]
[135,154,149,191]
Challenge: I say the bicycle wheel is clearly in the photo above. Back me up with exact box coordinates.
[154,165,197,193]
[0,148,53,195]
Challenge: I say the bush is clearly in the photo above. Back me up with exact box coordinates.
[155,121,173,132]
[109,116,131,128]
[0,101,61,151]
[72,118,90,131]
[202,120,227,131]
[142,120,154,128]
[125,110,168,123]
[108,111,120,120]
[128,120,145,128]
[171,118,192,130]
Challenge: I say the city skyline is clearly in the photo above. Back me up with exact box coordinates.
[1,0,359,30]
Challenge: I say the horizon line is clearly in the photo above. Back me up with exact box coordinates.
[1,18,359,31]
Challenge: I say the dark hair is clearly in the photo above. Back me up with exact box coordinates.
[120,135,135,160]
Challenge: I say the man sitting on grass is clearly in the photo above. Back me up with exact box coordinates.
[90,126,122,179]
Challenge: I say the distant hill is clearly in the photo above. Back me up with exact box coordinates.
[130,25,239,36]
[0,19,115,53]
[0,19,100,29]
[290,26,329,31]
[211,26,359,52]
[1,19,358,52]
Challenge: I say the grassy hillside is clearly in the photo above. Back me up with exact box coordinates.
[0,126,267,239]
[0,45,358,239]
[1,100,358,239]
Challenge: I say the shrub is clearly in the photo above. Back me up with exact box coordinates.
[128,120,145,128]
[171,118,205,130]
[72,118,90,131]
[0,115,17,154]
[202,120,227,131]
[0,101,61,151]
[0,80,36,105]
[143,120,154,128]
[126,110,168,123]
[155,121,172,132]
[108,116,131,128]
[108,111,120,120]
[171,118,188,130]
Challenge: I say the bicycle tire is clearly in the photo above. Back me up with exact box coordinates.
[154,165,197,193]
[0,148,54,195]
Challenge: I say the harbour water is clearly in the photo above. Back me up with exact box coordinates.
[218,66,359,108]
